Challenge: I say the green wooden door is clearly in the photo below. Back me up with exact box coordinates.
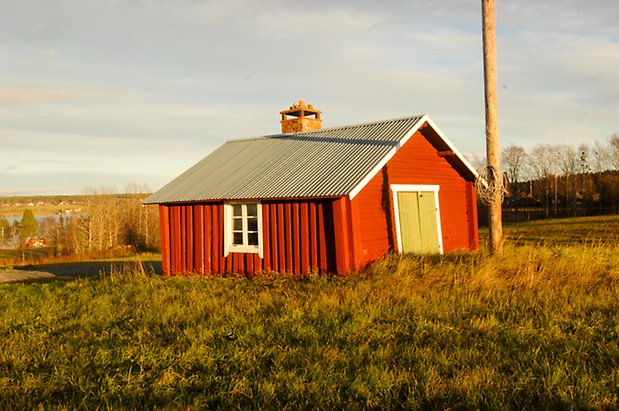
[397,191,440,254]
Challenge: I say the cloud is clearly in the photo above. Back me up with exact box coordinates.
[0,88,109,105]
[40,49,60,58]
[0,169,169,196]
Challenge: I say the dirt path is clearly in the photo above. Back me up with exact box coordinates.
[0,260,162,284]
[0,269,57,283]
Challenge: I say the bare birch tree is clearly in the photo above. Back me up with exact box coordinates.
[501,144,526,199]
[611,134,619,171]
[558,144,579,211]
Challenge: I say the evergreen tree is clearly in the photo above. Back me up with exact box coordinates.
[19,209,38,240]
[0,217,9,248]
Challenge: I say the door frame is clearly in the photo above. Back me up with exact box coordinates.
[391,184,444,254]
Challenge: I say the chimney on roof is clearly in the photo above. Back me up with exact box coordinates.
[280,98,321,133]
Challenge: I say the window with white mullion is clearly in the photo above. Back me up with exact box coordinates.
[232,204,244,245]
[225,202,263,257]
[246,203,259,246]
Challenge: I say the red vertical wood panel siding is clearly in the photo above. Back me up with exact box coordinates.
[300,202,310,274]
[245,254,252,275]
[318,204,335,273]
[255,254,262,274]
[348,198,365,271]
[168,207,175,273]
[185,205,194,273]
[158,205,171,276]
[352,169,394,263]
[187,206,193,272]
[218,206,227,273]
[171,207,181,273]
[284,203,293,273]
[193,205,203,274]
[242,253,249,274]
[269,203,279,273]
[292,203,301,274]
[211,205,220,274]
[203,205,212,273]
[259,199,335,275]
[165,198,338,276]
[261,203,271,273]
[332,197,351,275]
[466,182,479,249]
[246,253,254,275]
[225,250,231,274]
[179,206,187,273]
[309,202,318,270]
[277,204,286,272]
[182,206,187,272]
[255,253,261,273]
[233,253,240,274]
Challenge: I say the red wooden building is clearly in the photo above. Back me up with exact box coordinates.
[144,100,479,275]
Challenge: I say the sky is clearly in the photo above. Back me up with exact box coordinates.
[1,0,618,196]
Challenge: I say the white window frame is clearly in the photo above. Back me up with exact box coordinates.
[224,201,264,258]
[391,184,444,254]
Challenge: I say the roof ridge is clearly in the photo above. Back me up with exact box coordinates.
[226,114,427,144]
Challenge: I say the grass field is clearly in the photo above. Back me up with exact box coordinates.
[0,204,71,218]
[0,247,53,265]
[497,214,619,246]
[0,215,618,408]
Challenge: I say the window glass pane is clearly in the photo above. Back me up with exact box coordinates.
[246,203,257,217]
[247,217,257,232]
[233,232,243,245]
[233,218,243,231]
[232,204,242,217]
[248,232,259,246]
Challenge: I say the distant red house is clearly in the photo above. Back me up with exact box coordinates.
[26,238,47,248]
[144,100,479,276]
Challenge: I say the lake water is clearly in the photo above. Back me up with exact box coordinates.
[4,214,85,225]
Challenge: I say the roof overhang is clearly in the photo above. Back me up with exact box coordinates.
[422,117,479,182]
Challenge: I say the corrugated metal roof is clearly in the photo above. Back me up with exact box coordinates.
[144,115,434,204]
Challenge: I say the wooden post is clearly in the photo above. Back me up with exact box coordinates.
[482,0,503,255]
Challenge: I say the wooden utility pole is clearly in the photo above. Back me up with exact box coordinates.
[481,0,503,255]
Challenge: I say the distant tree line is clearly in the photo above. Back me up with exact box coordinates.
[0,195,74,207]
[0,185,160,257]
[478,134,619,223]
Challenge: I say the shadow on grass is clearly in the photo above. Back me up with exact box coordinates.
[15,259,162,278]
[421,251,481,265]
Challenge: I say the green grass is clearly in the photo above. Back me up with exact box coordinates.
[0,247,53,264]
[1,215,618,409]
[496,214,619,246]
